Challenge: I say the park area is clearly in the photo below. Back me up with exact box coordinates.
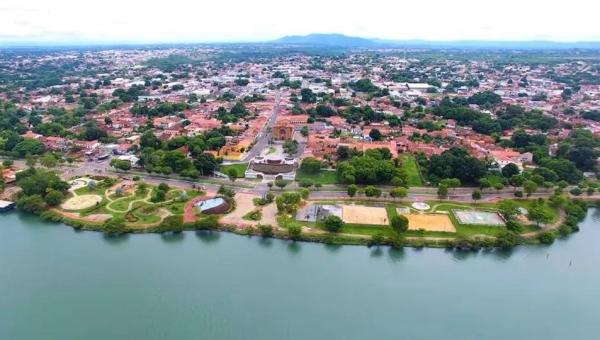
[55,177,205,229]
[289,198,545,239]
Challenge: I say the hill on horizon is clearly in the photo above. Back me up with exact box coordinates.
[273,33,377,47]
[272,33,600,49]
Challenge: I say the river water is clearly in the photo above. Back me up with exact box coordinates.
[1,209,599,339]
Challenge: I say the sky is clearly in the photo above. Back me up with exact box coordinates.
[0,0,599,44]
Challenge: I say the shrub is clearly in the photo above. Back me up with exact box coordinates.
[244,210,262,221]
[40,210,63,223]
[558,224,572,237]
[505,220,524,233]
[288,225,302,240]
[299,179,313,188]
[159,215,184,233]
[369,233,385,246]
[514,190,524,198]
[194,216,219,230]
[17,195,46,215]
[103,217,127,236]
[158,182,170,192]
[364,186,382,197]
[259,224,274,237]
[537,231,556,245]
[496,231,518,249]
[569,187,582,196]
[323,215,344,232]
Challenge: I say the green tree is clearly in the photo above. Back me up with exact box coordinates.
[323,215,344,232]
[44,189,63,207]
[275,179,288,190]
[347,184,358,197]
[16,194,46,214]
[369,129,383,141]
[300,157,322,174]
[498,200,519,219]
[300,126,309,137]
[437,184,448,198]
[524,180,538,197]
[283,139,299,155]
[471,190,482,202]
[528,201,553,226]
[41,154,58,168]
[501,163,520,178]
[390,215,409,233]
[390,187,408,198]
[226,168,238,183]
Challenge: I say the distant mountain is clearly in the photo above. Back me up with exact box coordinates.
[273,34,377,47]
[376,39,600,49]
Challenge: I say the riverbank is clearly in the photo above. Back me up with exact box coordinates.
[40,194,596,250]
[9,172,596,250]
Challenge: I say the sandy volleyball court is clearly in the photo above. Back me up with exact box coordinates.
[61,195,102,210]
[404,213,456,232]
[342,205,388,225]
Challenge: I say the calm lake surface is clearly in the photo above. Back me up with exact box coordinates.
[1,210,600,340]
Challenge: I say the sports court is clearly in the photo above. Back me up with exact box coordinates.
[341,205,388,225]
[453,210,505,226]
[404,213,456,232]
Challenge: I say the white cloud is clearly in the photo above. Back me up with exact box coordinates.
[0,0,598,43]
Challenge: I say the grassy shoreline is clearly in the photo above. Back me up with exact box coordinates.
[33,199,596,250]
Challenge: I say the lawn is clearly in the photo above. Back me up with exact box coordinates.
[401,155,423,186]
[295,169,338,185]
[220,163,248,178]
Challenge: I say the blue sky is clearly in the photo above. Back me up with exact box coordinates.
[0,0,598,43]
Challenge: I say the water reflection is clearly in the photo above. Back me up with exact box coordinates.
[450,249,478,261]
[490,248,514,261]
[160,232,186,243]
[287,241,301,254]
[102,233,130,245]
[258,237,273,248]
[387,247,406,263]
[370,246,384,258]
[196,230,221,244]
[324,243,342,253]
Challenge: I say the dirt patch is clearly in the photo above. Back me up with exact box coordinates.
[260,203,278,226]
[404,213,456,232]
[85,214,112,223]
[220,193,260,228]
[61,195,102,210]
[342,205,388,225]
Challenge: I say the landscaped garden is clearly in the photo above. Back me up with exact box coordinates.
[55,177,205,230]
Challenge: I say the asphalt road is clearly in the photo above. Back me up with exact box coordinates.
[239,92,281,162]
